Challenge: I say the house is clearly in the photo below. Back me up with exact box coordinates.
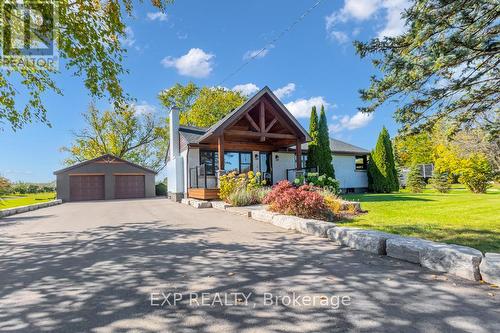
[166,86,369,201]
[54,154,157,202]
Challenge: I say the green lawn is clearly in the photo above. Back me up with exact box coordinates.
[342,185,500,253]
[0,192,57,210]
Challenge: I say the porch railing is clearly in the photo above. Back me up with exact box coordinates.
[286,167,319,182]
[189,164,209,189]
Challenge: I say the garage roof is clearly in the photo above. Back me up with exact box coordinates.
[53,154,157,175]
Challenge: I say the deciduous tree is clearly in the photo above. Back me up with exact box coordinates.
[1,1,172,130]
[158,84,247,127]
[62,104,168,172]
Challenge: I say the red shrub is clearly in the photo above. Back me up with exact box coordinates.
[263,181,327,219]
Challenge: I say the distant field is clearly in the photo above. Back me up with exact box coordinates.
[341,185,500,253]
[0,192,57,210]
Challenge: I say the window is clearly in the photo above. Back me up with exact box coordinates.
[200,151,217,175]
[355,155,368,171]
[239,152,252,173]
[293,153,308,168]
[199,151,253,174]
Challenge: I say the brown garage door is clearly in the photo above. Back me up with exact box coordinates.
[70,175,105,201]
[115,175,145,199]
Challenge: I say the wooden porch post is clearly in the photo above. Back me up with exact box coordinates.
[296,138,302,169]
[218,135,224,171]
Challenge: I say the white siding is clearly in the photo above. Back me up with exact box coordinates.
[332,155,368,189]
[272,152,295,183]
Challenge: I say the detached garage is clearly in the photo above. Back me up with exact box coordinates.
[54,154,156,202]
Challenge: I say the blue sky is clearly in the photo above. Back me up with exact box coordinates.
[0,0,410,182]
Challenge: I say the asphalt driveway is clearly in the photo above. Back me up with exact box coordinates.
[0,198,498,332]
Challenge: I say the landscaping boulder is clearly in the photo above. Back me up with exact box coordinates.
[270,215,300,231]
[211,201,230,211]
[250,210,279,223]
[386,237,435,264]
[296,219,334,238]
[420,243,483,281]
[180,198,191,206]
[189,199,212,209]
[327,227,395,254]
[480,253,500,285]
[225,207,252,217]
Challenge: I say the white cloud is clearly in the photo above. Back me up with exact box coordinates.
[243,48,269,60]
[177,32,188,40]
[378,0,410,38]
[121,27,136,47]
[273,83,296,99]
[285,97,329,119]
[161,48,215,78]
[329,31,349,43]
[232,83,260,96]
[325,0,409,42]
[329,111,373,133]
[147,11,168,21]
[134,101,156,115]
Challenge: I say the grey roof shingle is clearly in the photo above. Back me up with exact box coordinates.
[179,125,206,144]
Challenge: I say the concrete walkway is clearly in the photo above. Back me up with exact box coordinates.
[0,198,498,332]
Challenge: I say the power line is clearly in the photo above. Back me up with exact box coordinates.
[217,0,325,86]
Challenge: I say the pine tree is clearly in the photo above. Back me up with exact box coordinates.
[317,105,335,178]
[306,106,319,170]
[407,165,425,193]
[368,127,399,193]
[430,171,451,193]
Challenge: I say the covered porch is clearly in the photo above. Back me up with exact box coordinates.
[186,87,311,200]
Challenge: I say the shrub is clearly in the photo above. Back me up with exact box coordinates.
[227,187,270,206]
[263,181,327,219]
[219,172,246,201]
[155,182,167,196]
[293,172,340,194]
[458,153,493,193]
[430,171,451,193]
[407,165,426,193]
[0,176,11,196]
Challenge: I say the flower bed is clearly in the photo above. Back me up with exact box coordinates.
[263,180,362,221]
[219,171,270,207]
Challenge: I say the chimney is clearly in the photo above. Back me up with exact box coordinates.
[169,107,180,159]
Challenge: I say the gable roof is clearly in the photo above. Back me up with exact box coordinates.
[53,154,157,175]
[197,86,311,142]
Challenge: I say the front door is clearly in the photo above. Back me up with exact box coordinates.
[259,152,273,185]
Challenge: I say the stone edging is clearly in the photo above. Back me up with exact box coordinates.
[0,199,62,218]
[179,198,499,285]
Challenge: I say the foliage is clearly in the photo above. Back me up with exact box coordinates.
[355,0,500,139]
[159,83,247,128]
[430,171,451,193]
[317,106,335,178]
[12,183,28,194]
[1,1,172,130]
[394,132,433,167]
[155,183,167,196]
[294,172,340,194]
[368,127,399,193]
[219,172,245,202]
[0,176,11,196]
[406,165,426,193]
[61,104,168,172]
[227,187,270,207]
[457,153,493,193]
[219,171,267,204]
[305,106,319,170]
[263,181,327,219]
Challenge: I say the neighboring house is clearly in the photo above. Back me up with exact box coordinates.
[166,86,369,201]
[399,163,435,187]
[54,154,156,202]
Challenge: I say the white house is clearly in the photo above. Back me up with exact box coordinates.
[166,86,369,201]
